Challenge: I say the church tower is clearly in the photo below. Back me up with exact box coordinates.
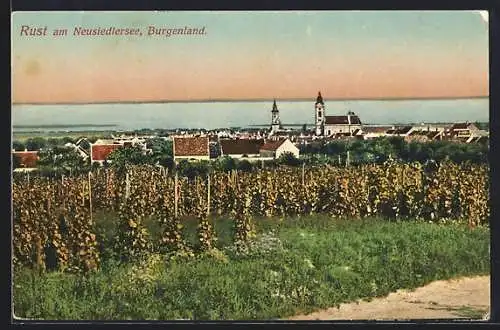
[315,91,325,136]
[270,99,281,134]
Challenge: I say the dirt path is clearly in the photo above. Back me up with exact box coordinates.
[288,276,490,321]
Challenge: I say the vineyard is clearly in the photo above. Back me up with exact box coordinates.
[12,161,489,273]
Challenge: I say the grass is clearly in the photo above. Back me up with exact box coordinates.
[12,215,490,320]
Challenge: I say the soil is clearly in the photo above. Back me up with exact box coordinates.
[288,276,490,321]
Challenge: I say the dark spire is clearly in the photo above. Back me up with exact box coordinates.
[316,91,324,105]
[272,99,278,112]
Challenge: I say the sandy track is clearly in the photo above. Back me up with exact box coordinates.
[288,276,490,321]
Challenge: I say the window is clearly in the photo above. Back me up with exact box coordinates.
[318,111,322,118]
[327,130,331,135]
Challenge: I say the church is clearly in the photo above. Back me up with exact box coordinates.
[314,92,363,137]
[270,99,282,134]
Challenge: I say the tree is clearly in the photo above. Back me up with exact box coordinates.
[37,146,89,176]
[25,137,47,151]
[215,156,237,172]
[325,141,347,155]
[176,160,210,179]
[371,138,395,163]
[146,138,174,168]
[147,138,173,157]
[12,141,25,151]
[236,159,253,172]
[47,138,61,149]
[387,136,406,158]
[302,124,307,133]
[62,136,77,145]
[278,152,301,166]
[107,146,154,169]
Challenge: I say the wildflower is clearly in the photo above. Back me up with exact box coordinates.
[304,258,315,269]
[270,270,280,278]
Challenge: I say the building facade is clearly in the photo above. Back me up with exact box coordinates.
[270,99,282,134]
[259,138,299,159]
[173,136,210,162]
[314,92,363,136]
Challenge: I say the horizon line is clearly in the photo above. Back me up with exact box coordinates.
[12,95,489,106]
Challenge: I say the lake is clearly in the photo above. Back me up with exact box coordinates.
[11,98,489,132]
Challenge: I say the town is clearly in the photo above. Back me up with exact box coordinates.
[12,11,491,321]
[12,92,489,172]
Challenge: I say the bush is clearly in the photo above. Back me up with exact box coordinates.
[12,219,490,320]
[279,152,301,166]
[215,156,237,172]
[176,160,210,179]
[236,160,253,172]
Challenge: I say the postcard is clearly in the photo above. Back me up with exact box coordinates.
[11,10,490,321]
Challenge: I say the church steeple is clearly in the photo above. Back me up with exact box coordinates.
[315,92,325,136]
[270,99,281,134]
[272,99,278,113]
[316,91,324,105]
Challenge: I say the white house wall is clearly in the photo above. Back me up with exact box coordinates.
[222,153,261,159]
[174,155,210,162]
[324,124,362,136]
[276,140,300,158]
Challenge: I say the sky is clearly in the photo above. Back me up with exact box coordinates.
[11,11,489,104]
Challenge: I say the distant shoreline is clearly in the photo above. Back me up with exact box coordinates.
[13,124,117,129]
[11,96,489,106]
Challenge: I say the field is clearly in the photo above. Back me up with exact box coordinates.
[13,216,489,320]
[12,161,490,320]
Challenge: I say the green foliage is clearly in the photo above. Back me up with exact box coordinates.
[278,152,301,166]
[12,141,26,151]
[176,160,210,179]
[37,146,90,176]
[146,138,174,169]
[25,137,48,151]
[300,138,488,165]
[214,156,237,172]
[107,146,154,170]
[13,218,489,320]
[236,160,254,172]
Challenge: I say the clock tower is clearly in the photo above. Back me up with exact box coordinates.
[315,91,325,136]
[270,99,282,134]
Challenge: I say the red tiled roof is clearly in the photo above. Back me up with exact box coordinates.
[325,116,349,125]
[220,139,264,155]
[324,115,362,125]
[260,139,287,151]
[12,151,39,168]
[91,144,122,161]
[173,136,209,157]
